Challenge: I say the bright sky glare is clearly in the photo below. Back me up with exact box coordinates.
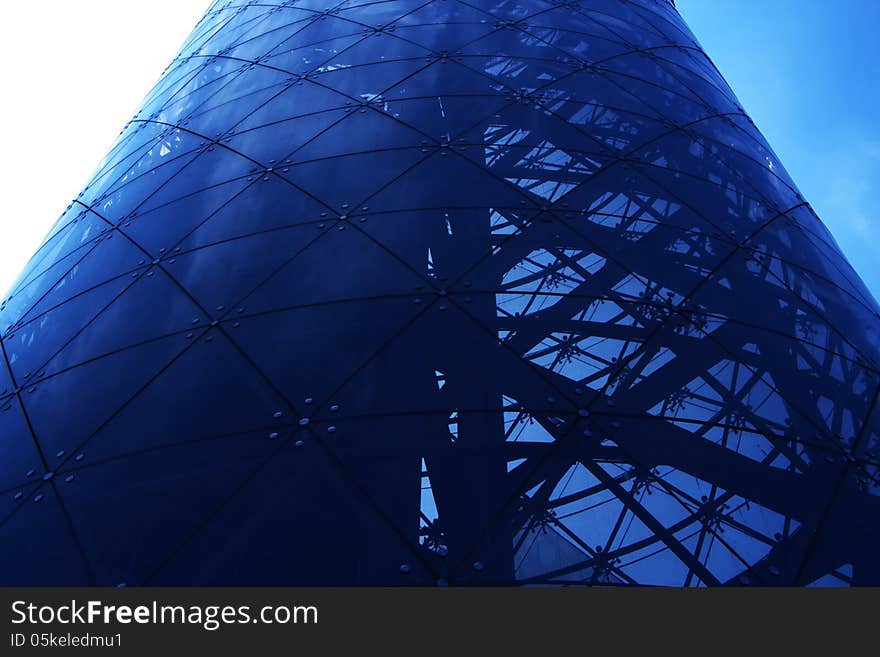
[0,1,211,298]
[1,1,877,300]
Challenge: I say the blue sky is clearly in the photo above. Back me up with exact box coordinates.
[677,0,880,300]
[0,2,875,302]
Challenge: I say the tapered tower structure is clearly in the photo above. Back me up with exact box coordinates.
[1,0,878,586]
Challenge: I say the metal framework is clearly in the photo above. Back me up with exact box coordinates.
[0,0,878,586]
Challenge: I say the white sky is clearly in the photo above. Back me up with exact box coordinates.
[1,2,874,300]
[0,1,211,297]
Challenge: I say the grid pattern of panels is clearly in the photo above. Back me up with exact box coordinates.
[0,0,878,586]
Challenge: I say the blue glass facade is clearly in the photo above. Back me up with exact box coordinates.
[0,0,878,586]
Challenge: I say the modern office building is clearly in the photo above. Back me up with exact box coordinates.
[0,0,878,585]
